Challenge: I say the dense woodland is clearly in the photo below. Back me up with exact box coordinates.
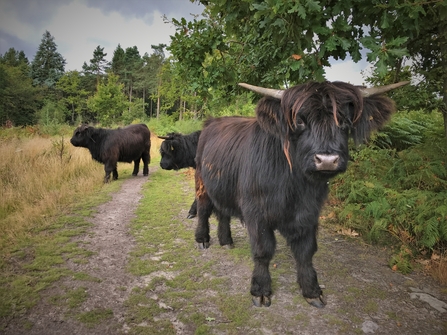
[1,0,446,276]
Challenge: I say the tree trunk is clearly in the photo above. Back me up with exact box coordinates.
[129,83,132,113]
[156,88,160,119]
[179,98,183,121]
[143,88,145,116]
[440,5,447,142]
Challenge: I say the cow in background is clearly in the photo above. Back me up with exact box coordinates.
[70,123,151,183]
[158,131,201,218]
[194,81,409,308]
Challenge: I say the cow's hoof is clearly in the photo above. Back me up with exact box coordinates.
[222,244,234,249]
[132,173,138,176]
[187,214,196,219]
[305,294,326,308]
[197,242,210,249]
[252,295,271,307]
[143,173,148,176]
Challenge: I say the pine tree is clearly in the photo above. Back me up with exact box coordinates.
[0,48,30,77]
[0,48,29,68]
[111,44,126,78]
[82,45,109,88]
[31,30,66,88]
[123,46,142,103]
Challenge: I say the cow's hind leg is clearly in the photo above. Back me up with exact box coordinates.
[247,223,276,307]
[142,151,150,176]
[132,158,141,176]
[216,211,233,248]
[195,178,213,249]
[286,224,326,308]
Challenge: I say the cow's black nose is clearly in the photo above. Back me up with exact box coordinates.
[314,154,339,171]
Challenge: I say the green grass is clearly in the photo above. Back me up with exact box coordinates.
[0,176,123,325]
[76,308,114,327]
[124,168,270,333]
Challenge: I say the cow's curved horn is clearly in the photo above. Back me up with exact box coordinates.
[239,83,284,99]
[360,81,410,97]
[157,136,171,140]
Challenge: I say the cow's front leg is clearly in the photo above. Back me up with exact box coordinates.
[103,163,114,183]
[132,158,141,176]
[104,161,118,181]
[142,152,150,176]
[248,224,276,307]
[287,224,326,308]
[104,171,111,183]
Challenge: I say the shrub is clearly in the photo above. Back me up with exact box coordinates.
[371,110,443,151]
[331,111,447,273]
[147,115,202,136]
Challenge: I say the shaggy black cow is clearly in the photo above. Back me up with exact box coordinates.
[194,81,408,308]
[70,123,151,183]
[158,131,201,218]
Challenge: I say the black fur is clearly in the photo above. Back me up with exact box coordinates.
[70,123,151,183]
[194,81,395,307]
[159,131,201,218]
[159,131,201,170]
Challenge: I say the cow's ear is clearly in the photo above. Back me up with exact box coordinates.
[256,96,285,137]
[351,95,396,144]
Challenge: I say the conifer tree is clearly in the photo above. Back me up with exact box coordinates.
[31,30,65,88]
[82,45,109,88]
[111,44,126,78]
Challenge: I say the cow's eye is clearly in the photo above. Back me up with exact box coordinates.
[295,117,305,128]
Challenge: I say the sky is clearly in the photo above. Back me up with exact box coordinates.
[0,0,368,85]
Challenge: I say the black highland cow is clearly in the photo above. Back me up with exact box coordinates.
[70,123,151,183]
[194,81,409,308]
[158,131,201,218]
[159,131,201,170]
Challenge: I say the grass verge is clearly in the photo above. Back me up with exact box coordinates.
[125,168,266,334]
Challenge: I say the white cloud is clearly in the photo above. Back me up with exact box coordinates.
[325,59,371,86]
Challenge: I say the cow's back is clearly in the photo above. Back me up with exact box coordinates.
[103,124,150,163]
[198,117,289,217]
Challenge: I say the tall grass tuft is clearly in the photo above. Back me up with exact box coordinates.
[0,135,104,251]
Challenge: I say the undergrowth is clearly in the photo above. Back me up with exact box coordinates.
[0,127,133,327]
[331,110,447,276]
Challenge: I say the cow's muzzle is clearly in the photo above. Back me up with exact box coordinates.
[314,154,339,171]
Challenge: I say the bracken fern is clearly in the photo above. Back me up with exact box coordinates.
[332,110,447,273]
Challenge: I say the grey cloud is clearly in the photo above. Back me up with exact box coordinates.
[0,30,38,59]
[85,0,204,24]
[1,0,74,31]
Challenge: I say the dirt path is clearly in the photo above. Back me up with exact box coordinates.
[3,168,446,334]
[3,169,154,335]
